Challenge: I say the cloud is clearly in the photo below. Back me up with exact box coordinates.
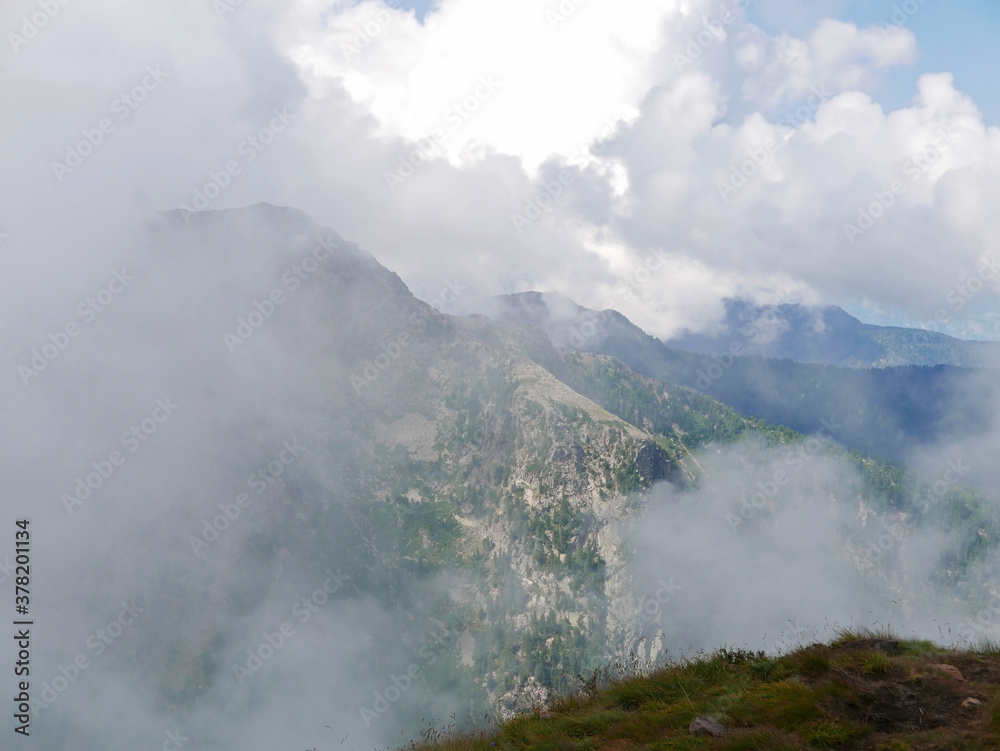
[7,0,993,339]
[737,20,918,107]
[3,2,1000,743]
[251,0,995,339]
[622,436,992,659]
[280,0,675,171]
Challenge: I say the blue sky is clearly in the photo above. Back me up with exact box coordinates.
[391,0,436,21]
[875,0,1000,126]
[800,1,998,126]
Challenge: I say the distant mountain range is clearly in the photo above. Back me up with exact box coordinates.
[665,298,1000,369]
[481,292,999,464]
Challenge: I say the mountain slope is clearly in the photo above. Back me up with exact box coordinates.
[21,206,999,751]
[482,292,999,464]
[666,298,1000,369]
[23,205,751,747]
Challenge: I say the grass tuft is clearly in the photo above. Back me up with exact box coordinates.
[802,720,869,748]
[830,626,899,647]
[860,652,893,675]
[975,637,1000,655]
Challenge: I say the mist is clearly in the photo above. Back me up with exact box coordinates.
[620,436,1000,664]
[5,1,1000,749]
[0,205,483,750]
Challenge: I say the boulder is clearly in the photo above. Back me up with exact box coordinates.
[689,716,725,737]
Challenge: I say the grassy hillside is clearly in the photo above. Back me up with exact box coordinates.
[401,631,1000,751]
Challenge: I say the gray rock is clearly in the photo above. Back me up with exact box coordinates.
[689,716,725,737]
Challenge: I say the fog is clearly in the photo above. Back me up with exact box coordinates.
[4,1,1000,749]
[622,436,1000,664]
[0,205,480,749]
[1,202,998,750]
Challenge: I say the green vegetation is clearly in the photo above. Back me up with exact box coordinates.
[357,346,1000,712]
[397,633,1000,751]
[560,352,798,462]
[371,495,462,572]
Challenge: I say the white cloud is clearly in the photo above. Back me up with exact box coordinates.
[280,0,678,172]
[738,20,918,107]
[264,0,1000,339]
[4,0,996,343]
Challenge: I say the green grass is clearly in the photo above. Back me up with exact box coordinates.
[975,637,1000,655]
[394,634,1000,751]
[829,626,899,646]
[860,652,893,675]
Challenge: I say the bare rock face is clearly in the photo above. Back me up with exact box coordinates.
[688,716,725,737]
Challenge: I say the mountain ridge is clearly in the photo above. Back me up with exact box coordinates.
[22,204,999,750]
[481,291,1000,464]
[666,297,1000,369]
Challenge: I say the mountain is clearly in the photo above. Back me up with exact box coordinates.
[483,292,1000,465]
[17,206,999,751]
[666,298,1000,369]
[17,205,789,747]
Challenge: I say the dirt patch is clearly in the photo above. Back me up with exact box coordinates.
[803,642,1000,746]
